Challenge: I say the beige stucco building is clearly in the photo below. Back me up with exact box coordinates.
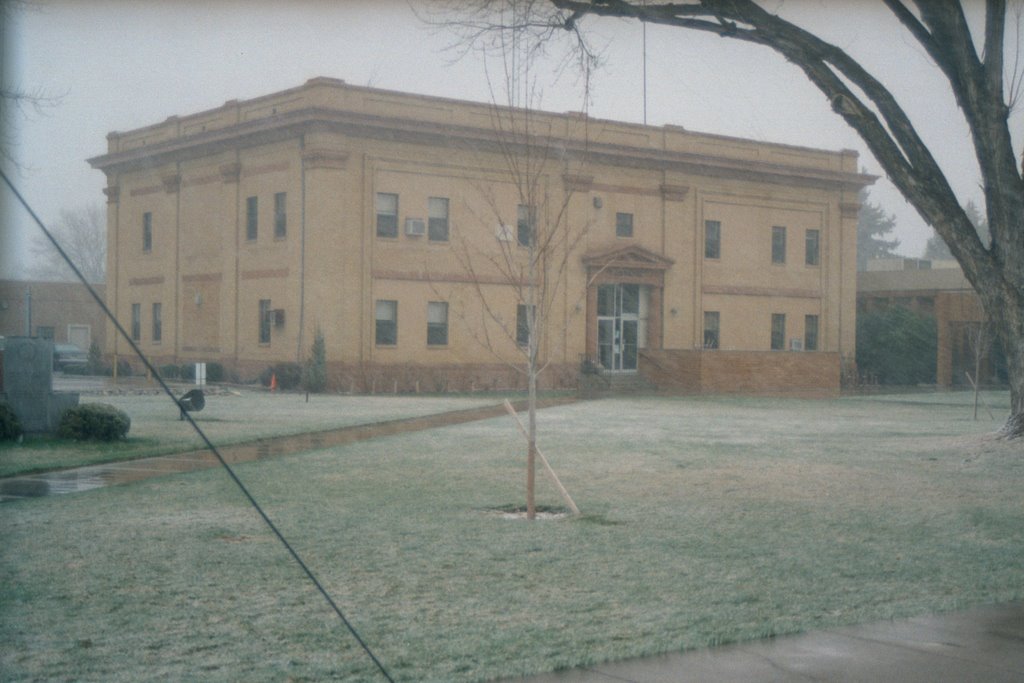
[89,77,871,393]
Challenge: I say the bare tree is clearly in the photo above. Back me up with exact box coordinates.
[435,1,595,518]
[29,204,106,283]
[0,2,63,169]
[474,0,1024,438]
[964,317,996,420]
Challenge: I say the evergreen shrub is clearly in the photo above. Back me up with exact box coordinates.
[0,402,22,441]
[57,403,131,441]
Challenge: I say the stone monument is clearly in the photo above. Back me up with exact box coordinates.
[1,337,79,433]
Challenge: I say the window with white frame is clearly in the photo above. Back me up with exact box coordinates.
[375,299,398,345]
[376,193,398,238]
[428,197,449,242]
[426,301,448,345]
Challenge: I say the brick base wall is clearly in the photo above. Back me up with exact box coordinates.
[120,356,579,394]
[640,349,840,396]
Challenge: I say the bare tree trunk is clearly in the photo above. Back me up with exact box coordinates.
[527,365,537,520]
[996,298,1024,438]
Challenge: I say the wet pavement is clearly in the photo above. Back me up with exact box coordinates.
[496,601,1024,682]
[0,396,576,502]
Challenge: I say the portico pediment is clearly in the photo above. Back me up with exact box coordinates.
[582,245,674,272]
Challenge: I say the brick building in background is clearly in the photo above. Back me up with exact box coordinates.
[88,78,870,394]
[857,258,1006,387]
[0,280,106,352]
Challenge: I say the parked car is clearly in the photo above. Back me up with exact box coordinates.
[53,343,88,370]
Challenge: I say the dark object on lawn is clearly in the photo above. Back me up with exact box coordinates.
[178,389,206,420]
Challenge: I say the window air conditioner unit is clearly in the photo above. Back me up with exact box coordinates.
[789,338,803,351]
[495,223,513,242]
[273,309,286,327]
[405,218,426,236]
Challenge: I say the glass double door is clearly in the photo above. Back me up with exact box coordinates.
[597,284,640,372]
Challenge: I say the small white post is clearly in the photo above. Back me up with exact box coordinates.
[196,362,207,386]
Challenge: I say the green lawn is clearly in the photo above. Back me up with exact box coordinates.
[0,390,504,477]
[1,392,1021,682]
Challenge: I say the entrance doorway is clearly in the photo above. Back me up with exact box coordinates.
[597,284,646,372]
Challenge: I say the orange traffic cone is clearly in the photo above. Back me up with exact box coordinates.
[270,372,278,392]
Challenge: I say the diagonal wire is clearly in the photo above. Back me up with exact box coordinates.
[1,169,395,683]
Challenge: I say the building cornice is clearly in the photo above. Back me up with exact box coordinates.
[89,89,876,194]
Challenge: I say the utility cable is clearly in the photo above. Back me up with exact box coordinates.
[1,169,396,683]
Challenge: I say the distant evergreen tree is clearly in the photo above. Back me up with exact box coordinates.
[924,200,988,261]
[856,188,900,271]
[856,307,937,386]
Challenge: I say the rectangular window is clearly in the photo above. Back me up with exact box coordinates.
[274,192,287,238]
[703,311,720,349]
[426,301,448,346]
[428,197,449,242]
[152,303,162,343]
[771,313,786,350]
[376,193,399,238]
[516,304,534,347]
[131,303,141,341]
[805,229,820,266]
[142,212,152,252]
[615,212,634,238]
[804,314,819,351]
[375,299,397,345]
[772,226,787,264]
[704,220,721,259]
[517,204,534,247]
[259,299,271,344]
[246,197,258,241]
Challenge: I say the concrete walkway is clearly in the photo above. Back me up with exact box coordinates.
[496,601,1024,682]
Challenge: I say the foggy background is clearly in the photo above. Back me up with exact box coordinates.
[2,0,1020,280]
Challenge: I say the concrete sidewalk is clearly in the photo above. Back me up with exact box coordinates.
[496,601,1024,682]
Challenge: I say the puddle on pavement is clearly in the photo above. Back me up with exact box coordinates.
[0,398,575,502]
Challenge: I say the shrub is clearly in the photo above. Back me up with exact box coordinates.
[0,402,22,441]
[62,364,92,376]
[302,328,327,393]
[57,403,131,441]
[159,364,181,379]
[856,307,937,385]
[87,341,104,375]
[206,362,225,383]
[104,358,133,378]
[177,362,225,383]
[260,362,302,390]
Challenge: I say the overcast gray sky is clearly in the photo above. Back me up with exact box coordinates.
[2,0,1021,280]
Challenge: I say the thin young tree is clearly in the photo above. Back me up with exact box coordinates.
[482,0,1024,438]
[436,0,595,518]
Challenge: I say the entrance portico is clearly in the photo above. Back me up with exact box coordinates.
[583,246,673,372]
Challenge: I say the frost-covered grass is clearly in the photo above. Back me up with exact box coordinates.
[0,391,504,477]
[1,393,1022,682]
